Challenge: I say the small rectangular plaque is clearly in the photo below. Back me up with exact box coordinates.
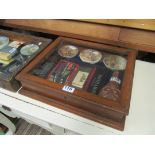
[62,85,75,93]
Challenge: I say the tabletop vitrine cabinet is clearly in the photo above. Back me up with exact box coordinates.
[1,19,155,131]
[16,37,136,130]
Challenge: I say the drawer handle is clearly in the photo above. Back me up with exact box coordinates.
[2,105,12,112]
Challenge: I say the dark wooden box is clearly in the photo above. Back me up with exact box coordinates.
[16,37,137,131]
[0,29,52,91]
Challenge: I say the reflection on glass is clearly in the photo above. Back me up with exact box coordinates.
[31,42,127,101]
[0,35,41,80]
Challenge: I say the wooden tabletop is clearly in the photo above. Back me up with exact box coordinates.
[78,19,155,31]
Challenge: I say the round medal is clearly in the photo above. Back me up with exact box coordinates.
[0,36,9,49]
[79,49,102,64]
[20,44,39,56]
[103,54,127,70]
[58,45,79,58]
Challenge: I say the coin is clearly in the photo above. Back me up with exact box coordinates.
[103,54,127,70]
[58,45,79,58]
[99,83,121,101]
[20,44,39,56]
[0,36,9,49]
[79,49,102,64]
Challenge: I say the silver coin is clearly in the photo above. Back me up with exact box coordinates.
[20,44,39,56]
[79,49,102,64]
[58,45,79,58]
[0,36,9,49]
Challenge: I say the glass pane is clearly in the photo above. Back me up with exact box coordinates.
[0,35,45,80]
[31,40,128,101]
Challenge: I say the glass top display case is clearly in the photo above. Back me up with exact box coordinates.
[0,29,52,91]
[16,37,137,130]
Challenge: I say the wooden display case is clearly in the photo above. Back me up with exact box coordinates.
[0,29,52,91]
[16,37,137,130]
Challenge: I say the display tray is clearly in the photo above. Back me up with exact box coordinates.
[0,29,52,91]
[16,37,137,130]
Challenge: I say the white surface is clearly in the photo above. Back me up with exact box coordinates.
[0,113,16,134]
[123,60,155,134]
[0,60,155,134]
[0,106,18,118]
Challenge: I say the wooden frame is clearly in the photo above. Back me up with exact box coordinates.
[16,37,137,130]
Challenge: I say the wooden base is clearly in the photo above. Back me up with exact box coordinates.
[19,87,126,131]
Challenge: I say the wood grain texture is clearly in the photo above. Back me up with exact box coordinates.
[4,19,121,41]
[78,19,155,31]
[19,87,126,131]
[2,19,155,53]
[119,28,155,46]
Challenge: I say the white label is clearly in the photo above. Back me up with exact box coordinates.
[62,85,75,93]
[110,77,121,84]
[38,42,42,45]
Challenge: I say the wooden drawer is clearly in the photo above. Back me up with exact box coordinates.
[16,37,137,131]
[118,28,155,52]
[3,19,155,53]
